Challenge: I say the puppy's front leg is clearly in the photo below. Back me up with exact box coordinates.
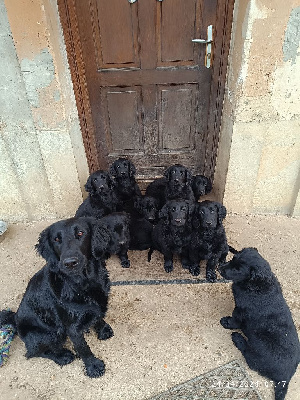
[94,319,114,340]
[206,257,217,282]
[118,249,130,268]
[68,327,105,378]
[220,308,242,329]
[163,254,173,273]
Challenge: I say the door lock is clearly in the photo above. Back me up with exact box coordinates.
[192,25,213,68]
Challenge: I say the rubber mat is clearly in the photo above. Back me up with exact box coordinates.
[147,360,262,400]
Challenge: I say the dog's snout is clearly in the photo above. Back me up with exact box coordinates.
[63,257,79,269]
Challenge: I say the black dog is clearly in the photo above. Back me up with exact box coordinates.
[191,175,212,201]
[189,200,228,282]
[98,212,131,268]
[0,217,113,378]
[75,170,118,219]
[219,248,300,400]
[145,164,195,208]
[109,158,142,213]
[150,199,194,273]
[129,196,159,251]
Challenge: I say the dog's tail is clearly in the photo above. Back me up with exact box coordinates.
[274,380,289,400]
[228,245,239,254]
[0,309,17,367]
[148,248,154,262]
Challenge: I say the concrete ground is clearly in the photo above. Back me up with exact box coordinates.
[0,214,299,400]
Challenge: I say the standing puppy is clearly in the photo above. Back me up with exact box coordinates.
[109,158,142,213]
[150,199,194,273]
[189,200,228,282]
[219,248,300,400]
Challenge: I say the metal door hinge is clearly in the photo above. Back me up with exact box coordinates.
[192,25,213,68]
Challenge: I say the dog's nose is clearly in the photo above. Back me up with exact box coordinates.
[206,221,212,226]
[63,257,79,269]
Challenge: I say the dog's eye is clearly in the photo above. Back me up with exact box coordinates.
[93,178,97,182]
[54,236,61,243]
[210,209,214,213]
[76,231,84,239]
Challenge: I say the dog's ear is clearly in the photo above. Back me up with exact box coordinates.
[205,177,213,194]
[249,262,273,287]
[159,203,169,221]
[35,226,55,261]
[134,196,142,212]
[109,162,117,177]
[192,205,201,228]
[107,173,115,189]
[84,174,95,195]
[185,168,192,184]
[216,203,227,224]
[187,201,195,222]
[91,223,111,259]
[128,160,136,177]
[163,166,172,181]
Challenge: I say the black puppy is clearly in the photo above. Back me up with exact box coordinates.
[219,248,300,400]
[75,170,118,219]
[191,175,212,201]
[109,158,142,213]
[189,200,228,282]
[0,217,113,378]
[98,212,131,268]
[129,196,159,251]
[150,199,194,273]
[145,164,195,208]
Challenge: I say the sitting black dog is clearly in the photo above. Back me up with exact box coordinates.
[191,174,212,201]
[145,164,195,208]
[98,212,131,268]
[189,200,228,282]
[219,248,300,400]
[149,199,194,273]
[109,158,142,213]
[129,196,159,251]
[0,217,113,378]
[75,170,118,219]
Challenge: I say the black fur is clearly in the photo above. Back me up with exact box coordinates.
[109,158,142,213]
[0,217,113,378]
[145,164,195,208]
[150,199,194,273]
[98,212,131,268]
[75,170,118,219]
[219,248,300,400]
[189,200,228,282]
[191,175,212,201]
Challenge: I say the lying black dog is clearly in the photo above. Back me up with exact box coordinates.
[0,217,113,378]
[75,170,118,219]
[98,212,131,268]
[191,174,212,201]
[129,196,159,251]
[145,164,195,208]
[219,248,300,400]
[109,158,142,213]
[149,199,194,273]
[189,200,228,282]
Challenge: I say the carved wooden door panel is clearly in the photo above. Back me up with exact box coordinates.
[58,0,235,186]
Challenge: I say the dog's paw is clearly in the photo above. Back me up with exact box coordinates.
[206,270,217,282]
[189,264,200,276]
[164,261,173,273]
[85,357,105,378]
[97,323,114,340]
[231,332,247,352]
[220,316,233,329]
[56,349,76,365]
[121,259,130,268]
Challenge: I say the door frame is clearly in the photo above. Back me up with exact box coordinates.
[57,0,236,178]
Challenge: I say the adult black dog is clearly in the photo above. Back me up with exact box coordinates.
[109,158,142,213]
[129,196,159,251]
[75,170,118,219]
[191,174,212,201]
[189,200,228,282]
[145,164,195,208]
[219,248,300,400]
[98,212,131,268]
[0,217,114,378]
[149,199,194,273]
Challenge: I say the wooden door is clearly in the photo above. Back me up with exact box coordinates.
[58,0,235,187]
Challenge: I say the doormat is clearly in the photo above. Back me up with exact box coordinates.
[147,361,262,400]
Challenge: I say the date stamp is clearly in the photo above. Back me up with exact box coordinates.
[210,379,287,389]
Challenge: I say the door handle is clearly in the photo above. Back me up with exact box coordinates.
[192,25,213,68]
